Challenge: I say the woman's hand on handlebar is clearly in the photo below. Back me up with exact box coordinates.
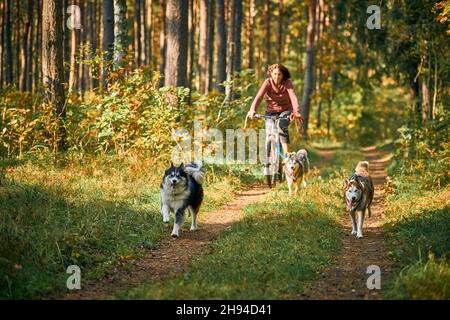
[247,110,256,119]
[290,112,304,124]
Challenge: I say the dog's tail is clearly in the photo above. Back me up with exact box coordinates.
[357,161,370,172]
[185,160,205,184]
[296,149,310,173]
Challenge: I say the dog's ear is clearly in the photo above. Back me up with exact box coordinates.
[170,162,174,168]
[179,162,184,168]
[343,178,349,190]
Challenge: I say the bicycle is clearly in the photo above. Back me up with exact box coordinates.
[244,113,290,188]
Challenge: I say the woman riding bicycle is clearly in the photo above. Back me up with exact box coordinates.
[247,63,304,156]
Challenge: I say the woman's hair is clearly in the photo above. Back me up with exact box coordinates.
[266,63,291,80]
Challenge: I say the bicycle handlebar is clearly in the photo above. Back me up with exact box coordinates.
[244,113,290,129]
[253,114,290,120]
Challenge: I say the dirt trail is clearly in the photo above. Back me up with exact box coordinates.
[302,146,392,300]
[52,184,269,300]
[51,146,391,300]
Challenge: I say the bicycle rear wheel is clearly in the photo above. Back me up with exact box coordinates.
[278,155,284,183]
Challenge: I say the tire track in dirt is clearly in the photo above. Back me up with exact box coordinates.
[301,146,393,300]
[51,184,269,300]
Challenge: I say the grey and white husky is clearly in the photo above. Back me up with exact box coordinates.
[160,160,205,238]
[283,149,310,195]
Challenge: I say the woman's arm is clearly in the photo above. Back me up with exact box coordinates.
[285,80,300,115]
[249,79,269,113]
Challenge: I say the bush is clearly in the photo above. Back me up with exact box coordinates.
[0,69,190,162]
[389,112,450,188]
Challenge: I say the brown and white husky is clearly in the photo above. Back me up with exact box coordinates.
[344,161,374,239]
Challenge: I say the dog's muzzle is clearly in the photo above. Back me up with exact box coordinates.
[346,197,358,210]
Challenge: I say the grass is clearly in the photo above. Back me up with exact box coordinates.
[386,254,450,300]
[115,147,364,299]
[380,141,450,299]
[0,151,257,299]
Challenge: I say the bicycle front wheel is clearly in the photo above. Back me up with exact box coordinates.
[270,139,279,187]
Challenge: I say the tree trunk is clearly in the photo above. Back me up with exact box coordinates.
[4,0,13,85]
[315,0,324,128]
[164,0,188,87]
[327,0,338,138]
[33,0,42,93]
[300,0,317,138]
[140,0,146,65]
[19,0,32,91]
[432,50,438,120]
[187,0,195,93]
[14,0,20,86]
[421,75,430,125]
[102,0,114,90]
[114,0,127,69]
[277,0,283,63]
[146,0,152,67]
[247,0,255,69]
[88,0,97,89]
[426,54,432,121]
[134,0,141,66]
[42,0,66,147]
[68,26,77,92]
[62,0,69,85]
[413,78,421,127]
[198,0,209,93]
[316,68,323,128]
[159,0,167,86]
[264,0,270,65]
[79,1,86,95]
[0,0,4,88]
[234,0,242,73]
[225,0,236,101]
[26,0,34,92]
[206,1,215,93]
[215,0,226,93]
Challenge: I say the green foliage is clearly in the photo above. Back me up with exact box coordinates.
[192,69,259,129]
[72,68,189,159]
[0,88,68,157]
[388,112,450,188]
[383,187,450,299]
[386,254,450,300]
[381,110,450,299]
[0,69,190,161]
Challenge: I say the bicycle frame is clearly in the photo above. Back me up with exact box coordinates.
[245,113,289,187]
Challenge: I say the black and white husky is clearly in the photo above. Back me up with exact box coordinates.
[160,160,205,238]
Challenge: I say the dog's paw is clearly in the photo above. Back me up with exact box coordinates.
[357,234,363,239]
[190,226,198,231]
[351,230,357,235]
[171,232,179,238]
